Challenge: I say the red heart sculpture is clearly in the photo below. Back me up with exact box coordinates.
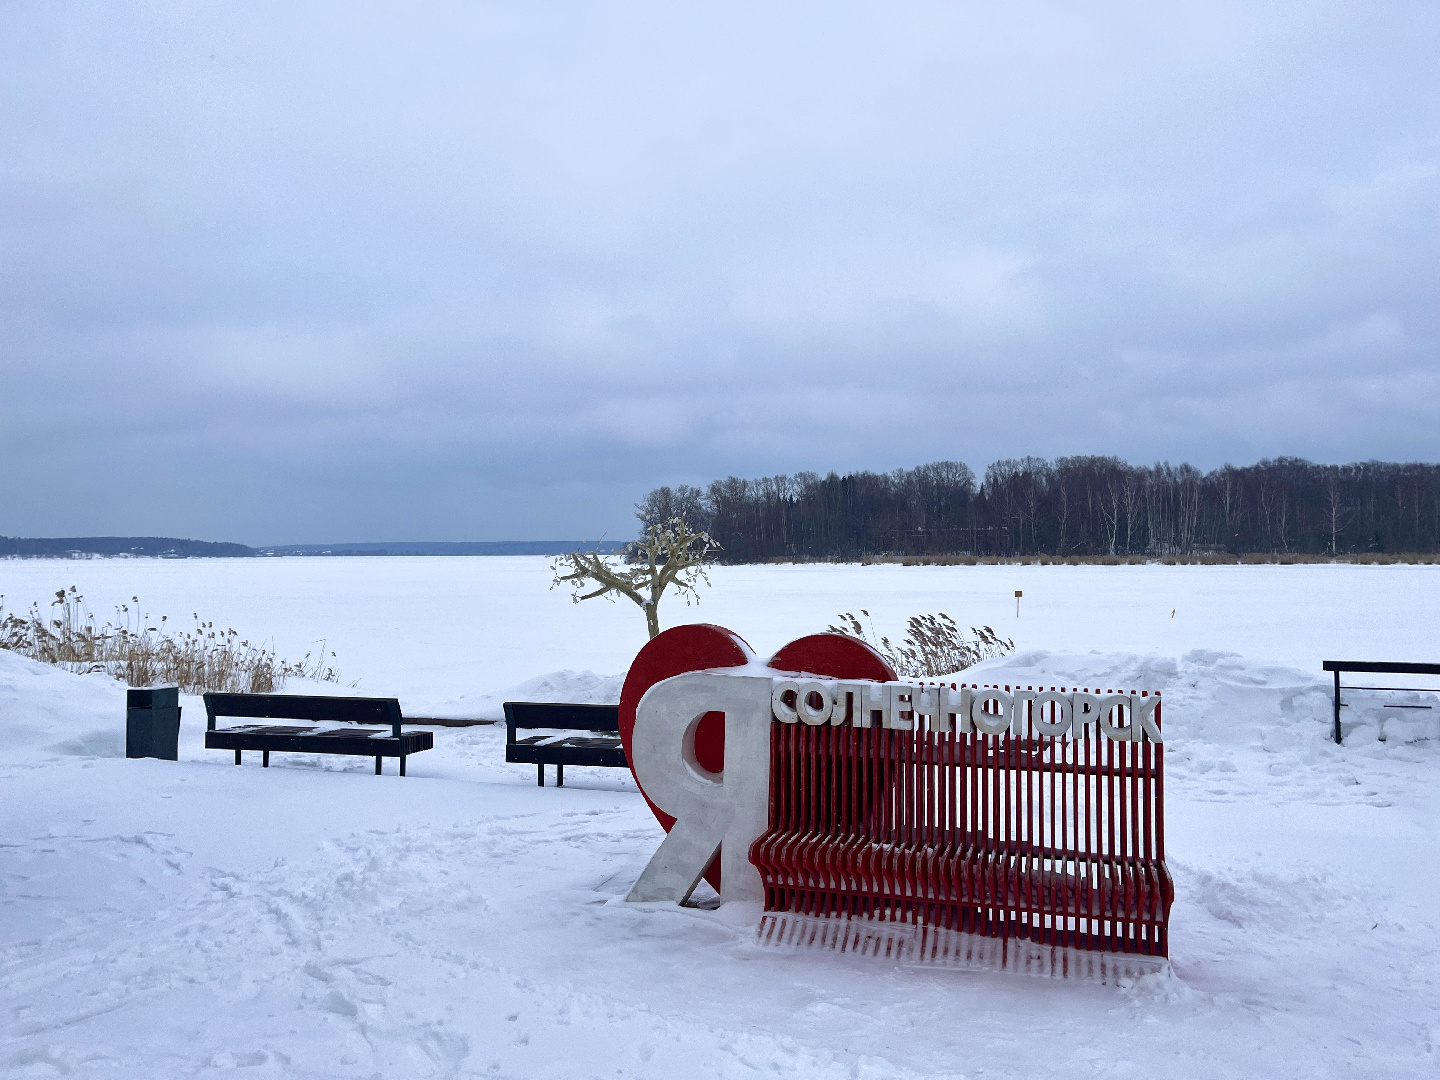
[618,624,895,894]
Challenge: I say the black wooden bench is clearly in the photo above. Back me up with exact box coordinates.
[204,693,434,775]
[1324,661,1440,744]
[503,702,626,786]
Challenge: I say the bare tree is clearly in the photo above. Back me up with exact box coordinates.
[635,485,710,533]
[551,518,718,639]
[1102,477,1122,555]
[1176,464,1202,554]
[1121,470,1142,554]
[1258,475,1275,552]
[1056,483,1069,556]
[1325,466,1348,554]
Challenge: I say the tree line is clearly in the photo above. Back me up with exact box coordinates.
[636,457,1440,562]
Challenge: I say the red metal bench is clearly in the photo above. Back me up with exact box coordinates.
[750,683,1172,958]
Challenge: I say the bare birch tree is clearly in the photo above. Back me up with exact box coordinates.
[1325,466,1348,554]
[551,518,718,639]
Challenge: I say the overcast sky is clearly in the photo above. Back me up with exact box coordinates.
[3,2,1437,544]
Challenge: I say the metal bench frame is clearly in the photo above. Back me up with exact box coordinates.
[1323,661,1440,744]
[503,702,626,786]
[203,693,433,775]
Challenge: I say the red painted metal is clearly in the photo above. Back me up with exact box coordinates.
[749,681,1173,958]
[619,627,894,894]
[769,632,897,685]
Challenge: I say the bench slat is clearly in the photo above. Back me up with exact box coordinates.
[757,703,1171,957]
[205,728,433,758]
[505,742,628,768]
[1322,660,1440,675]
[502,702,620,731]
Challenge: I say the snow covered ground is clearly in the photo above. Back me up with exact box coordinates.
[3,558,1439,1077]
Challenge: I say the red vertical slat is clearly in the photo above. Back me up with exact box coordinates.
[751,673,1169,960]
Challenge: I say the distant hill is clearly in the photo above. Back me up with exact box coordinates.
[0,536,256,558]
[1,536,631,559]
[255,541,629,556]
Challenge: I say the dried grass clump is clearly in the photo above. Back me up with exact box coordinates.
[828,610,1015,679]
[0,586,340,694]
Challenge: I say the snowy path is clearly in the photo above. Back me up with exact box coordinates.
[4,644,1440,1078]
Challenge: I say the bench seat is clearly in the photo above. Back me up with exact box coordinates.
[751,831,1172,950]
[753,833,1172,918]
[506,732,626,768]
[204,725,433,760]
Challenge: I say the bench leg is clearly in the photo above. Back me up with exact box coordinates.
[400,755,406,777]
[262,750,269,768]
[557,764,564,787]
[235,750,241,765]
[537,764,544,787]
[375,756,382,775]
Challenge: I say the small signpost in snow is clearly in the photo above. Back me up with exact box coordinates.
[1015,589,1023,617]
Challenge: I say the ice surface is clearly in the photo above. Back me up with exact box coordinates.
[2,559,1439,1077]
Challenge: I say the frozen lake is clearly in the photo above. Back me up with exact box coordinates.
[2,556,1437,714]
[3,556,1439,1077]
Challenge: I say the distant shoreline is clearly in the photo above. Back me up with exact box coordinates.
[0,537,627,559]
[778,552,1440,566]
[4,549,1438,565]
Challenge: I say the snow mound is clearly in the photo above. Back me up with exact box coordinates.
[0,648,127,758]
[967,647,1439,748]
[418,668,626,721]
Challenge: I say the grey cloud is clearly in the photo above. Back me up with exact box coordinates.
[2,2,1437,543]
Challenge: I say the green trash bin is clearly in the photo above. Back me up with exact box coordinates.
[126,687,181,760]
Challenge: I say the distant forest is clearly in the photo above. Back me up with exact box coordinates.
[636,457,1440,562]
[0,536,254,558]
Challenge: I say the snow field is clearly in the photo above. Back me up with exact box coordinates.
[3,559,1440,1077]
[4,556,1440,712]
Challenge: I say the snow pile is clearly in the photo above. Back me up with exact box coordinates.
[0,648,126,758]
[988,644,1440,750]
[422,668,625,721]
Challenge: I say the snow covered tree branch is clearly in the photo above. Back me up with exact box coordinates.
[551,518,719,639]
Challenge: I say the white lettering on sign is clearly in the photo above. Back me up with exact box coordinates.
[768,677,1162,743]
[628,671,775,904]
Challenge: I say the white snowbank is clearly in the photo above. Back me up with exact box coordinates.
[0,648,127,757]
[421,668,625,721]
[973,645,1440,754]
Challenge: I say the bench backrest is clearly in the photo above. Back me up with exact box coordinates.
[768,681,1164,860]
[1323,660,1440,675]
[204,693,404,737]
[503,702,620,743]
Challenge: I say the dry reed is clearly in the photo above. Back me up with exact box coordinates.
[828,610,1015,679]
[0,586,340,694]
